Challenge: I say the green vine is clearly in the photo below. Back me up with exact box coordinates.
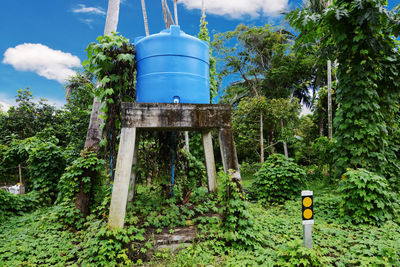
[198,15,219,101]
[288,0,400,185]
[83,33,136,168]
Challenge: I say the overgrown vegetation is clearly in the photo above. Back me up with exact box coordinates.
[339,168,397,226]
[1,1,400,265]
[252,154,306,204]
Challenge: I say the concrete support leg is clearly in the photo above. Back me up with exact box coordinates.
[128,131,139,202]
[202,130,217,192]
[109,127,137,229]
[218,127,241,180]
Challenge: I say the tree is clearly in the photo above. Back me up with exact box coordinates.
[233,96,300,161]
[288,0,400,184]
[0,88,63,144]
[76,0,121,215]
[63,71,94,152]
[215,24,320,161]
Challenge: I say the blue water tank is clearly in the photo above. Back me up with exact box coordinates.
[135,25,210,104]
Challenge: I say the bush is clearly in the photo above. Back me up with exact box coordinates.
[251,154,306,204]
[0,190,40,223]
[339,168,395,225]
[27,139,65,204]
[55,152,106,229]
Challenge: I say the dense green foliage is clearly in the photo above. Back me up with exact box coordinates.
[288,0,400,185]
[252,154,306,203]
[340,168,397,225]
[83,33,136,165]
[233,96,301,160]
[0,136,65,205]
[0,208,79,265]
[0,190,39,223]
[1,178,400,266]
[56,151,106,228]
[219,171,262,249]
[1,2,400,265]
[27,138,65,204]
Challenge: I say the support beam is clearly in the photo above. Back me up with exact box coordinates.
[122,103,232,130]
[218,127,241,180]
[109,127,137,229]
[128,131,139,202]
[202,130,217,192]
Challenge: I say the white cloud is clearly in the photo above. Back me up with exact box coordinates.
[0,94,15,111]
[79,18,95,28]
[0,101,11,112]
[44,97,67,109]
[72,4,105,15]
[2,43,81,84]
[179,0,288,18]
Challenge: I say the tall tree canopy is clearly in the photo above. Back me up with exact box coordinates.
[288,0,400,187]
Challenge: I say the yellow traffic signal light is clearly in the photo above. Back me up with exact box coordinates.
[302,191,314,224]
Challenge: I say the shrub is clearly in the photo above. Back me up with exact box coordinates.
[339,168,395,225]
[251,154,306,204]
[0,190,40,223]
[27,139,65,204]
[55,152,106,229]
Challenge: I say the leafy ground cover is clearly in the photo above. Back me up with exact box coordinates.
[1,178,399,266]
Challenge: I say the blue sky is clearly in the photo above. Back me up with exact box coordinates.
[0,0,398,110]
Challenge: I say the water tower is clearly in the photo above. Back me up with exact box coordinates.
[109,26,241,229]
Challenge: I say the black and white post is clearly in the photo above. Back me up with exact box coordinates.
[302,190,314,248]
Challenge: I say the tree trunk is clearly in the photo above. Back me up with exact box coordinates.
[327,59,333,139]
[141,0,150,36]
[268,131,275,154]
[319,108,324,137]
[75,0,120,216]
[202,0,205,18]
[323,0,333,140]
[260,113,264,163]
[281,119,288,158]
[173,0,178,25]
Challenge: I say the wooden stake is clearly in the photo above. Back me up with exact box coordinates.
[18,164,22,184]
